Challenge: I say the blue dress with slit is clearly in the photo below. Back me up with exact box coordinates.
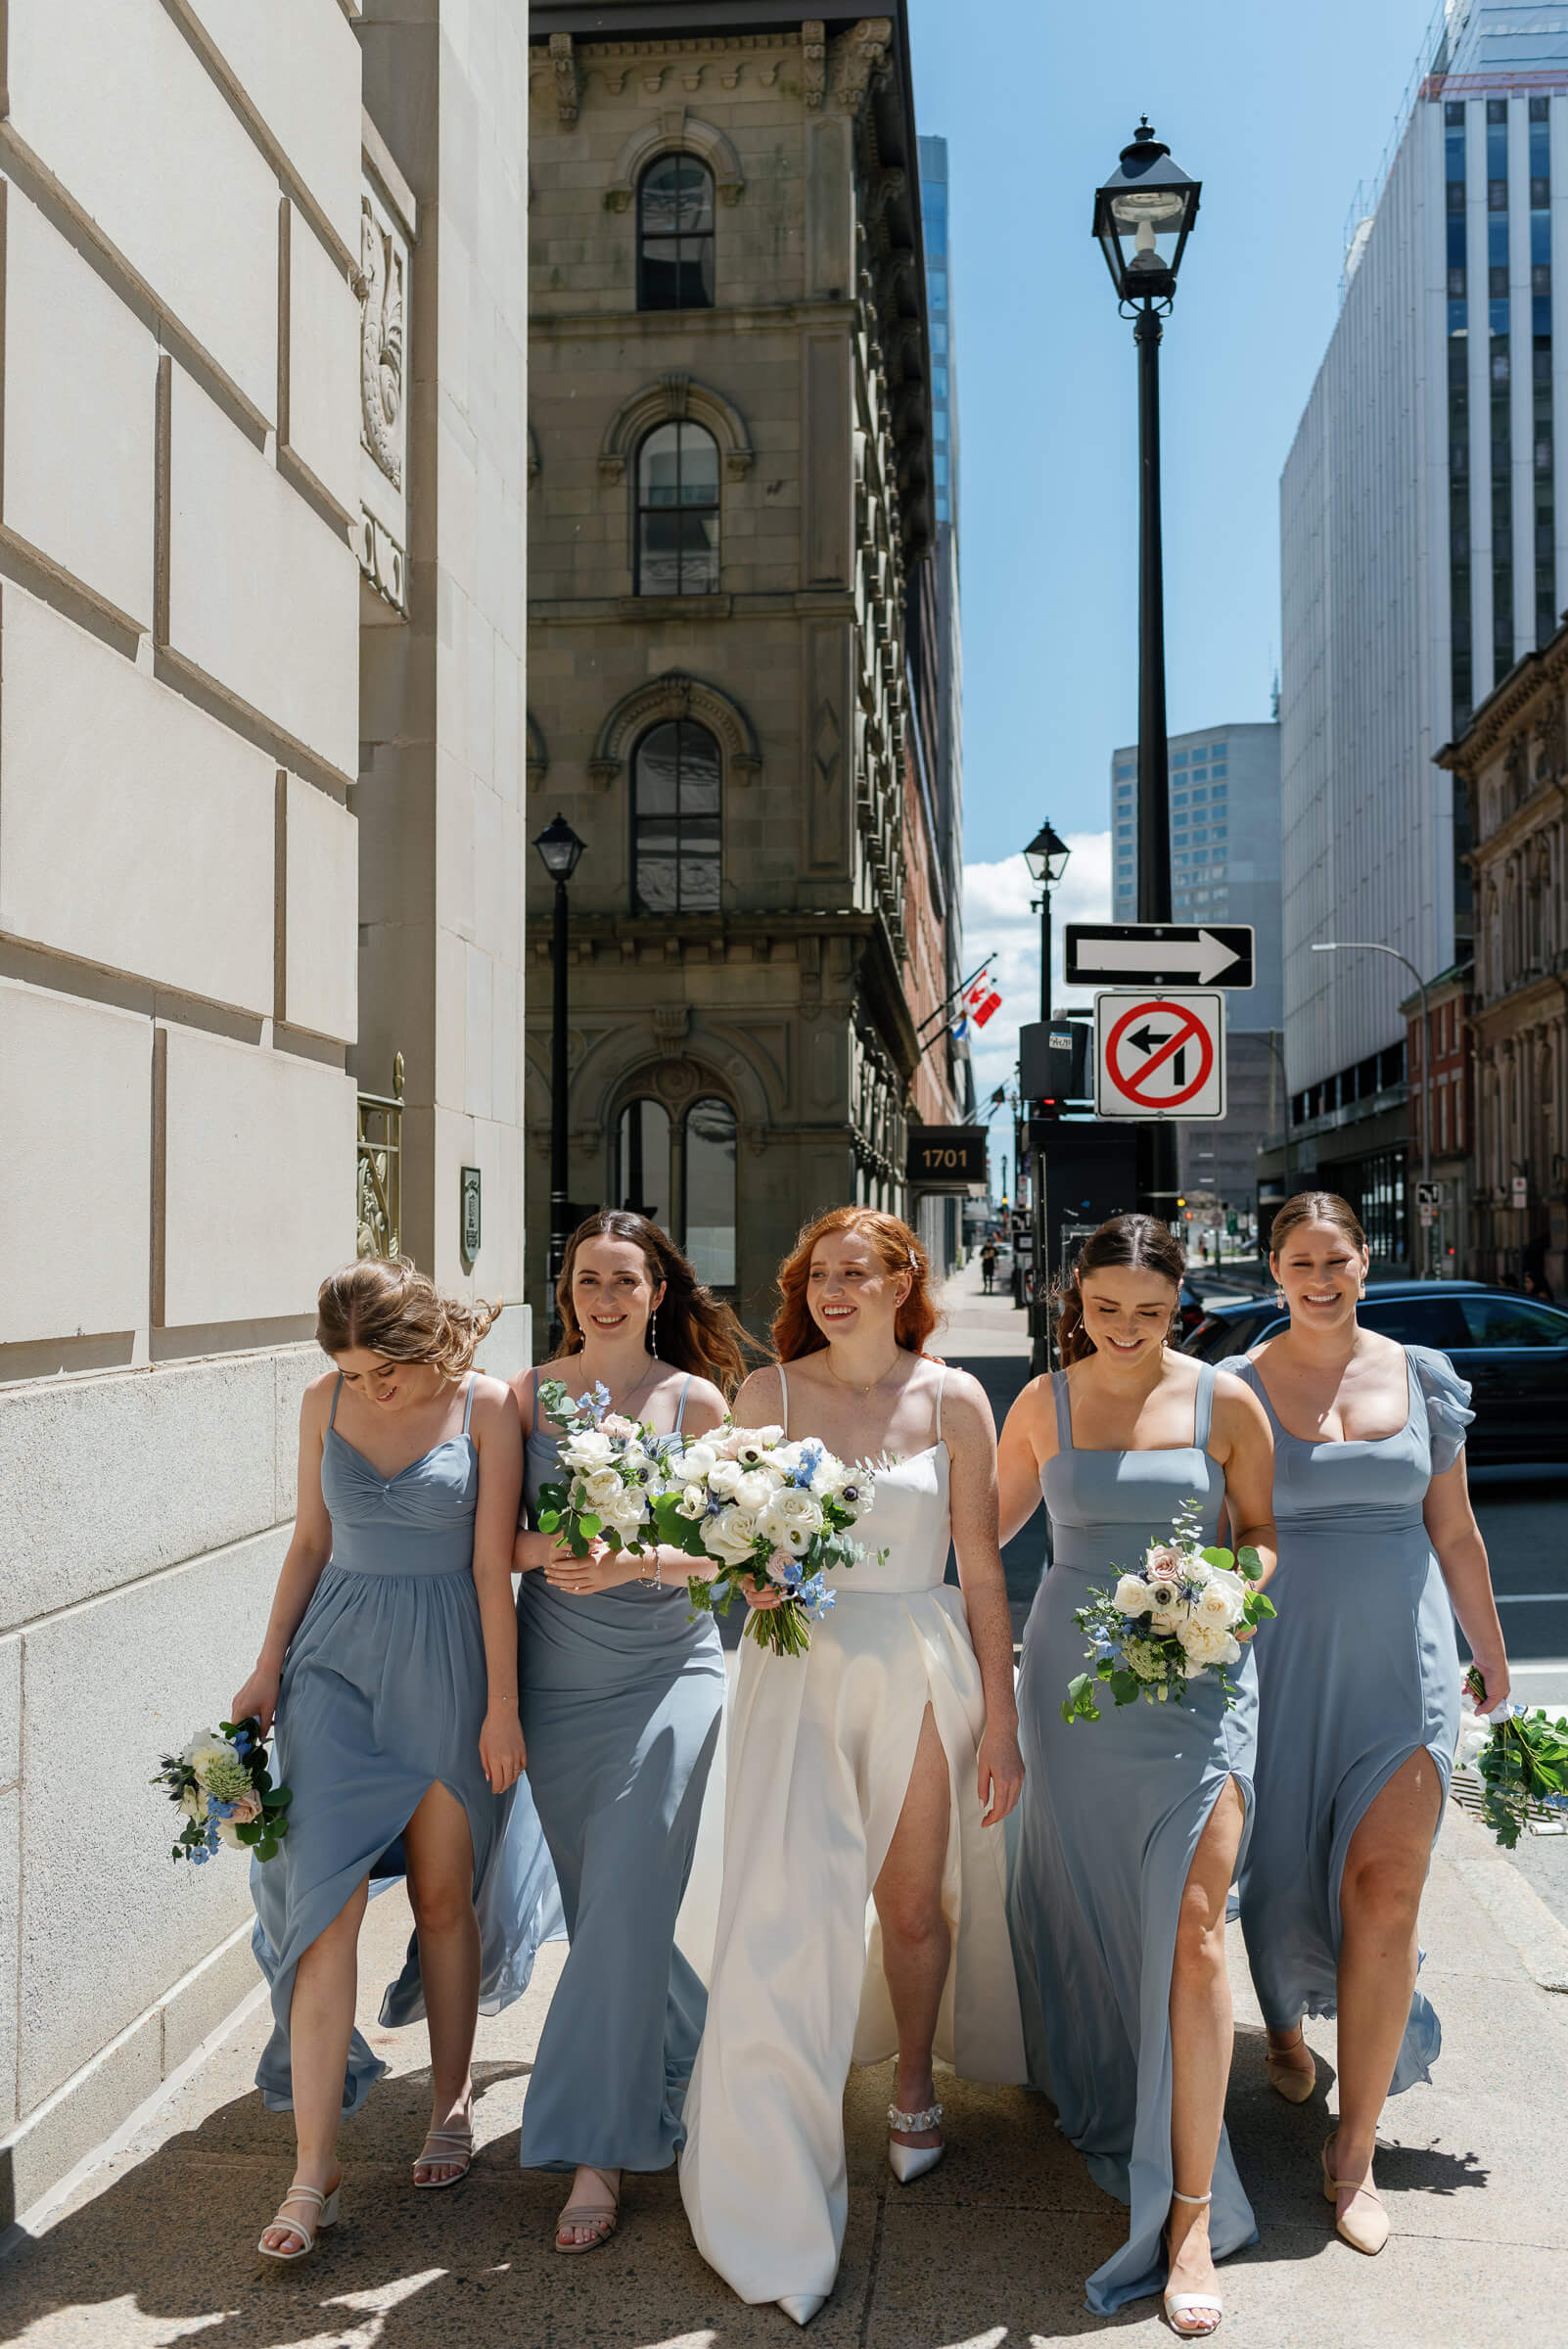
[1219,1345,1471,2092]
[1008,1359,1260,2315]
[250,1373,561,2113]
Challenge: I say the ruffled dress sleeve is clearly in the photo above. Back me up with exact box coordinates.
[1214,1355,1255,1382]
[1407,1345,1475,1474]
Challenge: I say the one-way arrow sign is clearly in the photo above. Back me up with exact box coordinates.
[1065,922,1255,990]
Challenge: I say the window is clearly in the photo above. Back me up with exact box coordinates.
[1191,787,1209,802]
[1211,782,1227,800]
[637,154,715,309]
[1211,762,1227,778]
[1173,751,1189,767]
[1173,791,1189,806]
[1359,1295,1470,1348]
[1459,1295,1568,1347]
[685,1096,736,1285]
[636,421,719,595]
[1190,828,1209,845]
[1190,766,1208,782]
[616,1098,671,1224]
[1116,821,1133,837]
[1209,743,1227,758]
[1116,761,1135,779]
[631,720,721,912]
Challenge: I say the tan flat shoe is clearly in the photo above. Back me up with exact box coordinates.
[1322,2138,1389,2254]
[1265,2026,1316,2104]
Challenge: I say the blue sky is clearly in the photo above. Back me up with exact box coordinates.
[907,0,1435,1116]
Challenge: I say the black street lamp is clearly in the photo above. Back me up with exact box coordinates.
[1023,820,1072,1023]
[533,812,587,1340]
[1093,115,1200,1219]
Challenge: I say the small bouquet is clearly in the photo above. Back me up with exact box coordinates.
[534,1378,675,1559]
[153,1719,292,1865]
[1061,1498,1275,1725]
[1455,1667,1568,1848]
[650,1425,882,1657]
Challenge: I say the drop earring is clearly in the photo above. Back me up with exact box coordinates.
[1274,1286,1287,1309]
[648,1306,660,1358]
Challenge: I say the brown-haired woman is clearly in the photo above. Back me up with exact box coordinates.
[680,1208,1027,2327]
[1220,1192,1508,2257]
[234,1258,534,2260]
[511,1212,754,2253]
[996,1215,1277,2336]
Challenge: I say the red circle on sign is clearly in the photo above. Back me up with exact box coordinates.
[1105,999,1215,1109]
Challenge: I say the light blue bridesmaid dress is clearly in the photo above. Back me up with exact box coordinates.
[1009,1359,1259,2316]
[251,1373,562,2113]
[1220,1344,1471,2091]
[517,1369,725,2173]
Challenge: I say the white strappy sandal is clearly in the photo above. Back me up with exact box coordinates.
[1164,2187,1223,2338]
[412,2124,473,2188]
[256,2179,341,2263]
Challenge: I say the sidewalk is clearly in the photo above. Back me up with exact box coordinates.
[3,1807,1567,2346]
[6,1263,1568,2345]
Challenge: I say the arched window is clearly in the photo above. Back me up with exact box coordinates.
[636,421,719,596]
[684,1096,736,1286]
[637,154,715,309]
[631,720,721,914]
[615,1098,671,1226]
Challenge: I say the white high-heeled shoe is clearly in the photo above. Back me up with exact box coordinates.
[1163,2187,1223,2338]
[777,2293,826,2326]
[887,2098,945,2185]
[256,2179,341,2263]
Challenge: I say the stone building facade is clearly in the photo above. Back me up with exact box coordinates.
[525,4,963,1325]
[1402,963,1475,1280]
[0,0,530,2220]
[1439,627,1568,1291]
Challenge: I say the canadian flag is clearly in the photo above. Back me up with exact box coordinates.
[963,970,1003,1029]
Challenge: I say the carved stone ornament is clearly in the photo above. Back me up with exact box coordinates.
[653,1059,700,1106]
[1503,731,1529,810]
[550,33,581,127]
[592,669,763,790]
[652,1005,691,1058]
[358,508,405,611]
[605,114,746,211]
[803,20,827,109]
[598,374,755,482]
[360,194,406,491]
[830,18,893,115]
[1537,697,1567,783]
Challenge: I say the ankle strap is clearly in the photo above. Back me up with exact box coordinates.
[1171,2188,1213,2205]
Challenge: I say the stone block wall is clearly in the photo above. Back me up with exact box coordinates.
[0,0,364,2224]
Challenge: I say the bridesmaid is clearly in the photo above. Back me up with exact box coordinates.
[681,1209,1026,2328]
[511,1211,754,2253]
[234,1259,535,2260]
[1220,1191,1510,2255]
[997,1215,1276,2335]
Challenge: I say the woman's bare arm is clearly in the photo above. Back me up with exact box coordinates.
[230,1378,337,1734]
[470,1379,527,1789]
[944,1372,1024,1826]
[1210,1373,1278,1595]
[1425,1453,1509,1710]
[997,1375,1053,1547]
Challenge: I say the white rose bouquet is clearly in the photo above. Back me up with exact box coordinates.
[1061,1497,1275,1726]
[152,1718,292,1865]
[534,1377,674,1560]
[649,1427,882,1657]
[1455,1666,1568,1848]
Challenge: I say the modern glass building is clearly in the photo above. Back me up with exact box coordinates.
[1278,0,1568,1256]
[1110,721,1282,1215]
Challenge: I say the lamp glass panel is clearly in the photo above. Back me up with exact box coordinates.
[617,1098,671,1228]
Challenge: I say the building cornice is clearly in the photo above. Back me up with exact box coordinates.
[1469,779,1565,867]
[529,297,859,340]
[1436,625,1568,773]
[1472,970,1568,1035]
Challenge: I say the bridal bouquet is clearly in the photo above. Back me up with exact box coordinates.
[1456,1667,1568,1848]
[153,1718,292,1865]
[534,1378,676,1560]
[650,1426,882,1657]
[1061,1498,1274,1725]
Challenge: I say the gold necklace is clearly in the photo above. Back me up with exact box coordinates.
[579,1356,657,1419]
[823,1347,904,1399]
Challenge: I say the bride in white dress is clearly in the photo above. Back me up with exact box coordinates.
[679,1209,1026,2326]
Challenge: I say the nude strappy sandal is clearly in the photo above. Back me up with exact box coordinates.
[256,2179,341,2262]
[554,2164,621,2253]
[412,2124,473,2188]
[1164,2188,1223,2338]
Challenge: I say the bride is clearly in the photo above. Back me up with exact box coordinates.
[679,1208,1026,2326]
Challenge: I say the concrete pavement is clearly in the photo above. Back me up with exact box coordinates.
[6,1257,1568,2345]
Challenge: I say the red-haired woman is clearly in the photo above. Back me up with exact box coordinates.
[679,1209,1026,2327]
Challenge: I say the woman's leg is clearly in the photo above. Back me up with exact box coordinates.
[1166,1776,1247,2315]
[403,1780,482,2184]
[872,1704,951,2147]
[1331,1749,1444,2189]
[260,1878,369,2253]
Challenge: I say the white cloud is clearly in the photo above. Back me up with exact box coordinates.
[961,831,1111,1135]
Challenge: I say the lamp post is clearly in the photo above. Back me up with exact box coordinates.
[533,812,587,1340]
[1311,940,1432,1275]
[1023,820,1072,1023]
[1093,117,1201,1222]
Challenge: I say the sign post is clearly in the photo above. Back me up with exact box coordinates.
[1092,990,1226,1121]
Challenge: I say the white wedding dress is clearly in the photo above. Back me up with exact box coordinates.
[679,1364,1026,2307]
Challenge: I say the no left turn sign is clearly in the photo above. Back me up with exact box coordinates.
[1093,990,1227,1121]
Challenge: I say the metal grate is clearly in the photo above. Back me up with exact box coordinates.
[356,1052,405,1261]
[1450,1763,1568,1837]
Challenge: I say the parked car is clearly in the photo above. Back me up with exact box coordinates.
[1181,1279,1568,1464]
[1177,1279,1208,1340]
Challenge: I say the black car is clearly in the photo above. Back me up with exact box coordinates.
[1181,1279,1568,1465]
